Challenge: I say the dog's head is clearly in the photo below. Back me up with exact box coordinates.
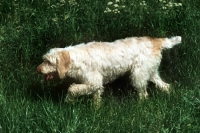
[37,48,70,80]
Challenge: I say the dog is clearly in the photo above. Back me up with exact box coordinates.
[37,36,181,106]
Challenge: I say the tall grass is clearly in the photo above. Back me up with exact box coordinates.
[0,0,199,132]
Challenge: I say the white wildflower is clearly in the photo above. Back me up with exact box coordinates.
[177,3,182,6]
[52,17,58,22]
[169,2,173,6]
[114,4,119,7]
[60,0,65,3]
[104,7,112,13]
[106,7,112,12]
[107,2,113,5]
[169,4,173,7]
[140,1,147,6]
[174,3,178,6]
[113,9,120,14]
[174,3,182,7]
[115,8,118,11]
[168,2,172,4]
[167,2,173,7]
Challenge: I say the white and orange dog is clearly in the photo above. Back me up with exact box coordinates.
[37,36,181,105]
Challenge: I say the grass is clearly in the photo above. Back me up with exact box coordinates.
[0,0,200,132]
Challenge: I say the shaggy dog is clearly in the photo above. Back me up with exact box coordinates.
[37,36,181,105]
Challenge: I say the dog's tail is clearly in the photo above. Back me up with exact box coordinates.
[162,36,182,49]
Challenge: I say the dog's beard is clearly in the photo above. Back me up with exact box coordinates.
[45,72,56,80]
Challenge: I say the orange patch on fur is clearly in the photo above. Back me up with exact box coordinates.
[148,37,164,56]
[57,51,71,79]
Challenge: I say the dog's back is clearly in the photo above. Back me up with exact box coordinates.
[64,36,181,84]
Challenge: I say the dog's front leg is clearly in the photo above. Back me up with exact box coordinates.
[65,83,104,106]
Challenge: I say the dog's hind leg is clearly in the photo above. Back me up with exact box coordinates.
[92,88,104,109]
[150,70,170,93]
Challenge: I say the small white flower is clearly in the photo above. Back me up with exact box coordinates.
[168,2,172,4]
[121,5,125,8]
[162,7,167,9]
[167,2,173,7]
[114,4,119,7]
[114,10,120,14]
[107,2,113,5]
[60,0,65,3]
[177,3,182,6]
[140,1,147,6]
[113,9,119,12]
[52,17,58,22]
[105,7,112,12]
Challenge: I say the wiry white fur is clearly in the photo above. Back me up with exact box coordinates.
[37,36,181,106]
[162,36,182,48]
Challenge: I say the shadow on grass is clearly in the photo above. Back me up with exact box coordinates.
[28,76,72,103]
[28,73,161,104]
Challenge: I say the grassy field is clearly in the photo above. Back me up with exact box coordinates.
[0,0,200,132]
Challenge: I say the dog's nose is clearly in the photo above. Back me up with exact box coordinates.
[37,66,41,73]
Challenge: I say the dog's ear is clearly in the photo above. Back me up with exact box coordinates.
[56,51,70,79]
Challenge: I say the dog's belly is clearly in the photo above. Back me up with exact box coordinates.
[101,67,130,84]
